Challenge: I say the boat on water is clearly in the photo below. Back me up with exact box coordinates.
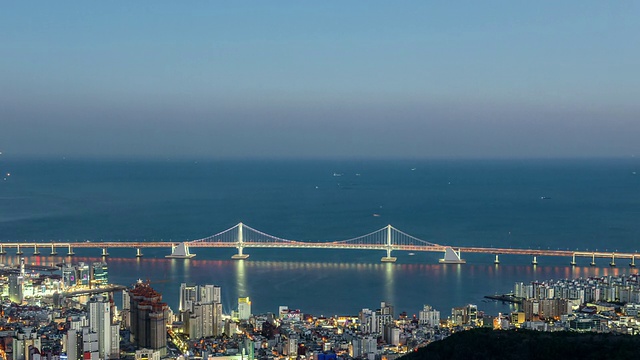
[408,252,415,256]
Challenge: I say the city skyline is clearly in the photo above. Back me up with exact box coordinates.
[2,2,639,159]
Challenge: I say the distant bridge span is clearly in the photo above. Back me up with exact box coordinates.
[0,223,637,267]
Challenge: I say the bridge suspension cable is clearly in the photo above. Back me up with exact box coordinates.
[390,226,442,247]
[240,224,302,244]
[189,223,442,248]
[190,223,240,244]
[330,227,389,245]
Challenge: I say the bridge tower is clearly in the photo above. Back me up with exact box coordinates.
[232,222,250,260]
[439,247,466,264]
[166,242,196,259]
[381,225,397,263]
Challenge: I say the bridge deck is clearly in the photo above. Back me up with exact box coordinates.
[0,241,637,259]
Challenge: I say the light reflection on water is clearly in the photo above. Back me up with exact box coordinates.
[6,253,638,317]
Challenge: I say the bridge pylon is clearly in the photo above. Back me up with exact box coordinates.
[66,244,74,257]
[232,222,250,260]
[381,225,397,263]
[610,253,616,267]
[166,242,196,259]
[439,247,466,264]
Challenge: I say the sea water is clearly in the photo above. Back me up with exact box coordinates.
[1,158,639,315]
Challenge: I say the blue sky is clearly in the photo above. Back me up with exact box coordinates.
[1,1,639,159]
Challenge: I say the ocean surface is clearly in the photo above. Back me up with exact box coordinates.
[1,158,639,316]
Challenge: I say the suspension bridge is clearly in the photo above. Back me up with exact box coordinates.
[0,222,638,267]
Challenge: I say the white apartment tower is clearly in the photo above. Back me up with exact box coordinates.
[238,297,252,320]
[419,305,440,327]
[88,295,119,359]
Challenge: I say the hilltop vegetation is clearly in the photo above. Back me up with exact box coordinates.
[400,328,640,360]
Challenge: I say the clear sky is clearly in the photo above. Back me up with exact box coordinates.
[1,1,639,159]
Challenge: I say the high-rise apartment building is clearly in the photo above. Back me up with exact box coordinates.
[128,282,169,354]
[8,274,24,304]
[11,329,40,360]
[418,305,440,327]
[82,327,99,360]
[180,283,221,312]
[179,283,223,337]
[87,295,119,359]
[91,262,109,287]
[179,283,198,313]
[238,297,251,320]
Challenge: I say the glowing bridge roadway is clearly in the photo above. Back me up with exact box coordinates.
[1,223,638,267]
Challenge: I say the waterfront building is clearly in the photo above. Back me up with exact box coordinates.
[522,298,571,321]
[78,263,90,286]
[511,312,526,327]
[199,284,221,304]
[179,283,197,313]
[418,305,440,327]
[359,309,377,334]
[179,283,221,312]
[451,304,477,326]
[279,306,303,322]
[360,302,395,335]
[91,263,108,287]
[238,297,251,320]
[60,262,109,289]
[61,263,76,288]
